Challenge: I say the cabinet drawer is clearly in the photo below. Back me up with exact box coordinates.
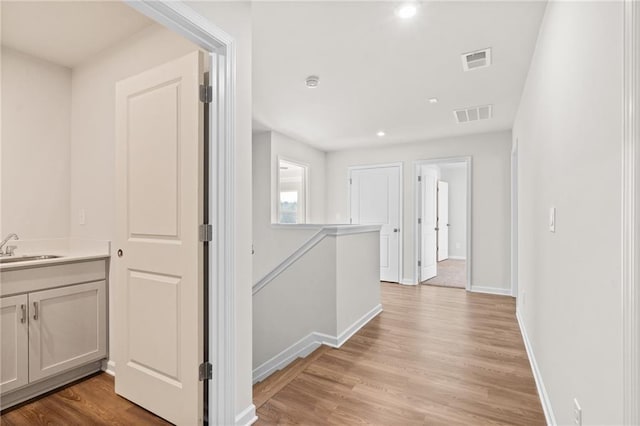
[0,260,107,297]
[28,281,107,383]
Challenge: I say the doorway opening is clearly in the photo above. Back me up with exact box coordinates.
[414,157,471,290]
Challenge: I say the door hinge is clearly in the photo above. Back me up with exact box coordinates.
[418,260,422,267]
[199,362,213,381]
[349,178,353,185]
[199,84,213,103]
[418,176,422,182]
[199,224,213,242]
[418,218,422,224]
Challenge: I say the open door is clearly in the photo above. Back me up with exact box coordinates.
[115,51,205,425]
[437,181,449,261]
[420,168,438,281]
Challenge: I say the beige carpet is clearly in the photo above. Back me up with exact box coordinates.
[422,259,466,289]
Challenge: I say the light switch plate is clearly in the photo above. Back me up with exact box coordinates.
[549,207,556,233]
[573,398,582,426]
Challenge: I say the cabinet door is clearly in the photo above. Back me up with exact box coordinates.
[1,294,29,393]
[29,281,106,382]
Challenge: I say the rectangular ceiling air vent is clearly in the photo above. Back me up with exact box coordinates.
[461,48,492,71]
[454,105,492,123]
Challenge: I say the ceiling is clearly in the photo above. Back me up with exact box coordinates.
[253,1,547,151]
[1,1,153,68]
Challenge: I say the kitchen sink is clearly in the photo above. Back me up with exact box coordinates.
[0,255,62,264]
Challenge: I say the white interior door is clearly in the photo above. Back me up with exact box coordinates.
[115,51,204,425]
[350,165,401,283]
[437,181,449,261]
[421,168,438,281]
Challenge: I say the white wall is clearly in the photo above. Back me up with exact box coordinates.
[513,2,623,424]
[186,1,254,418]
[440,165,467,259]
[326,130,511,291]
[1,47,71,239]
[252,130,326,282]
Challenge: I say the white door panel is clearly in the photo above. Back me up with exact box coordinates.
[421,169,438,281]
[437,181,449,261]
[0,294,28,394]
[350,166,401,283]
[115,51,204,425]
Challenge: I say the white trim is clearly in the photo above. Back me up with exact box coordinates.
[347,162,403,284]
[413,157,472,290]
[123,2,236,424]
[448,256,467,261]
[104,359,116,377]
[400,278,418,285]
[252,225,381,295]
[235,404,257,426]
[516,310,556,426]
[470,286,511,296]
[511,139,519,298]
[623,1,640,424]
[335,304,383,347]
[252,304,382,384]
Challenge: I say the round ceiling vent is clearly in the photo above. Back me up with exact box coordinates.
[305,75,320,88]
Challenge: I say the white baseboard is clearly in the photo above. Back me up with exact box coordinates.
[516,310,556,426]
[470,285,512,296]
[235,404,257,425]
[103,359,116,376]
[252,304,383,384]
[335,304,383,347]
[400,278,417,285]
[448,256,467,260]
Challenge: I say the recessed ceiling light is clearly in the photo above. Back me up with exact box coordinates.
[305,75,320,88]
[377,131,386,137]
[396,3,418,19]
[428,97,438,104]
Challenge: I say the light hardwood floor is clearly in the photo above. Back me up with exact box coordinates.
[1,283,543,425]
[254,283,545,425]
[0,374,169,426]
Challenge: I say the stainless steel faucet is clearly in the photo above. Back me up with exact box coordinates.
[0,233,19,255]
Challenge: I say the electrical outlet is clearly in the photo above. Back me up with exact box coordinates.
[79,209,86,225]
[549,207,556,233]
[573,398,582,426]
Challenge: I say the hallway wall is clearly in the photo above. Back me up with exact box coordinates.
[325,130,511,291]
[513,2,623,423]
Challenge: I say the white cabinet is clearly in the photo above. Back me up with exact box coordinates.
[0,294,29,394]
[28,281,106,382]
[0,259,108,406]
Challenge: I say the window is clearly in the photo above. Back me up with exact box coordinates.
[277,159,308,224]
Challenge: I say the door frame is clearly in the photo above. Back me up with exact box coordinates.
[623,1,640,423]
[511,139,518,298]
[347,162,403,283]
[413,157,472,290]
[124,2,236,424]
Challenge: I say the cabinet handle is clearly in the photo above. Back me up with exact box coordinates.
[33,301,38,320]
[20,304,26,324]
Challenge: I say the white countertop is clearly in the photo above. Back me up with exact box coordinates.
[0,239,110,271]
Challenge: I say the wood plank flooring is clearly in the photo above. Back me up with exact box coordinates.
[0,373,169,426]
[254,283,545,425]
